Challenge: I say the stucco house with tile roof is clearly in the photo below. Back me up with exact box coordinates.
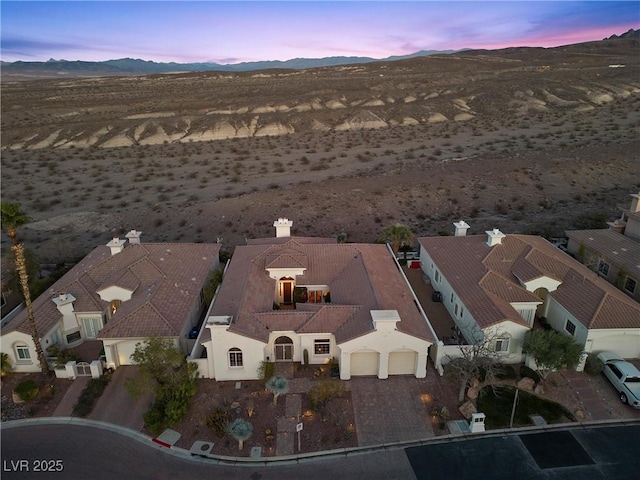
[566,192,640,303]
[1,231,220,373]
[194,218,436,381]
[418,223,640,366]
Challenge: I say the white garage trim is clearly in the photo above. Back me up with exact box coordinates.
[350,351,379,376]
[388,350,417,375]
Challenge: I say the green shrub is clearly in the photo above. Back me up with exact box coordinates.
[309,379,345,412]
[496,365,518,380]
[520,365,541,384]
[73,376,110,417]
[258,361,275,386]
[1,352,13,377]
[205,408,229,438]
[584,354,603,376]
[15,380,39,402]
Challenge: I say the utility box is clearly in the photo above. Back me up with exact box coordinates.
[470,412,486,433]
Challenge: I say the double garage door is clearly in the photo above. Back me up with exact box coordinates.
[350,350,417,376]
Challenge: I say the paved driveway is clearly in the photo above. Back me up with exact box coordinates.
[350,375,435,446]
[89,366,153,431]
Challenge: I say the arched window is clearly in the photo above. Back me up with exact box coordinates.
[228,348,243,367]
[15,343,31,362]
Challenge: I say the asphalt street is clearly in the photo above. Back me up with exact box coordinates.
[1,422,639,480]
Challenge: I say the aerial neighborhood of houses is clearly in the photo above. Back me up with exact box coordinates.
[2,193,640,387]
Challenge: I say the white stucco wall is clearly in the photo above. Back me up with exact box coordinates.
[1,330,40,373]
[544,296,589,346]
[205,326,266,381]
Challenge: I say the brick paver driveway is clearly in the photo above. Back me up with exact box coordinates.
[350,375,435,446]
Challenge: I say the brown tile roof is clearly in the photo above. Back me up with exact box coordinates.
[212,239,434,344]
[418,234,640,330]
[565,229,640,277]
[6,242,220,340]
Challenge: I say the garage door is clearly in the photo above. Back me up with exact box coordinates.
[591,334,640,359]
[388,350,417,375]
[350,351,379,376]
[116,341,140,366]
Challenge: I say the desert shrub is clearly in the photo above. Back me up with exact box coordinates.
[258,361,275,386]
[205,407,229,438]
[519,365,541,384]
[496,365,518,380]
[1,352,13,377]
[309,379,346,412]
[73,376,110,417]
[15,380,39,402]
[47,344,78,368]
[584,354,603,376]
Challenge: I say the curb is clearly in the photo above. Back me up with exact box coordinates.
[2,416,639,466]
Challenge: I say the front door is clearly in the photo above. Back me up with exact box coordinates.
[275,336,293,361]
[283,282,293,305]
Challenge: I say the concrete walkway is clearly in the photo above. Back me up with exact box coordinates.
[52,376,90,416]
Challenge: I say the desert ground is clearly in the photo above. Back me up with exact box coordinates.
[1,37,639,263]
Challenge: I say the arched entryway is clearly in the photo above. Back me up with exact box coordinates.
[534,287,549,317]
[275,336,293,361]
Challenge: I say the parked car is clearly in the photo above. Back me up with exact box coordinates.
[596,351,640,409]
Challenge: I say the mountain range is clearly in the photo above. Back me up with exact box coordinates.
[0,49,463,78]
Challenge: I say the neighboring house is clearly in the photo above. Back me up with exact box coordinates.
[418,221,640,365]
[0,231,220,373]
[193,218,435,381]
[566,192,640,303]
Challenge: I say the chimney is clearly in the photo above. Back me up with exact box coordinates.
[126,229,142,244]
[607,218,626,234]
[53,293,78,332]
[106,237,126,255]
[453,220,470,237]
[274,218,293,238]
[629,192,640,213]
[486,228,505,247]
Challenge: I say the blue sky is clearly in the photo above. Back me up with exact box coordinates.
[1,1,638,64]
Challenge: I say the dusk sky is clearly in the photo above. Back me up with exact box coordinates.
[1,1,638,64]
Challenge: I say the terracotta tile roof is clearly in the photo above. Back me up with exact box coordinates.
[6,242,220,340]
[565,229,640,276]
[247,236,337,245]
[418,234,640,331]
[265,252,308,269]
[212,239,434,344]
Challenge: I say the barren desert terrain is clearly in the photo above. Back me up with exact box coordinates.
[1,36,639,262]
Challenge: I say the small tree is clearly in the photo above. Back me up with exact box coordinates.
[265,374,289,405]
[125,337,198,435]
[1,202,49,374]
[523,329,583,379]
[226,418,253,450]
[444,330,504,403]
[378,223,414,258]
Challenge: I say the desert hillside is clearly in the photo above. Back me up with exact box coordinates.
[1,36,639,262]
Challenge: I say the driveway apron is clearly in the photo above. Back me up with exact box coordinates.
[88,366,152,431]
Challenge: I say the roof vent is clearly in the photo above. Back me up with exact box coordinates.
[274,218,293,238]
[453,220,470,237]
[106,237,126,256]
[486,228,505,247]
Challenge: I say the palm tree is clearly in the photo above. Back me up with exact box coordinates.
[378,223,414,258]
[265,374,289,406]
[226,418,253,450]
[1,202,49,374]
